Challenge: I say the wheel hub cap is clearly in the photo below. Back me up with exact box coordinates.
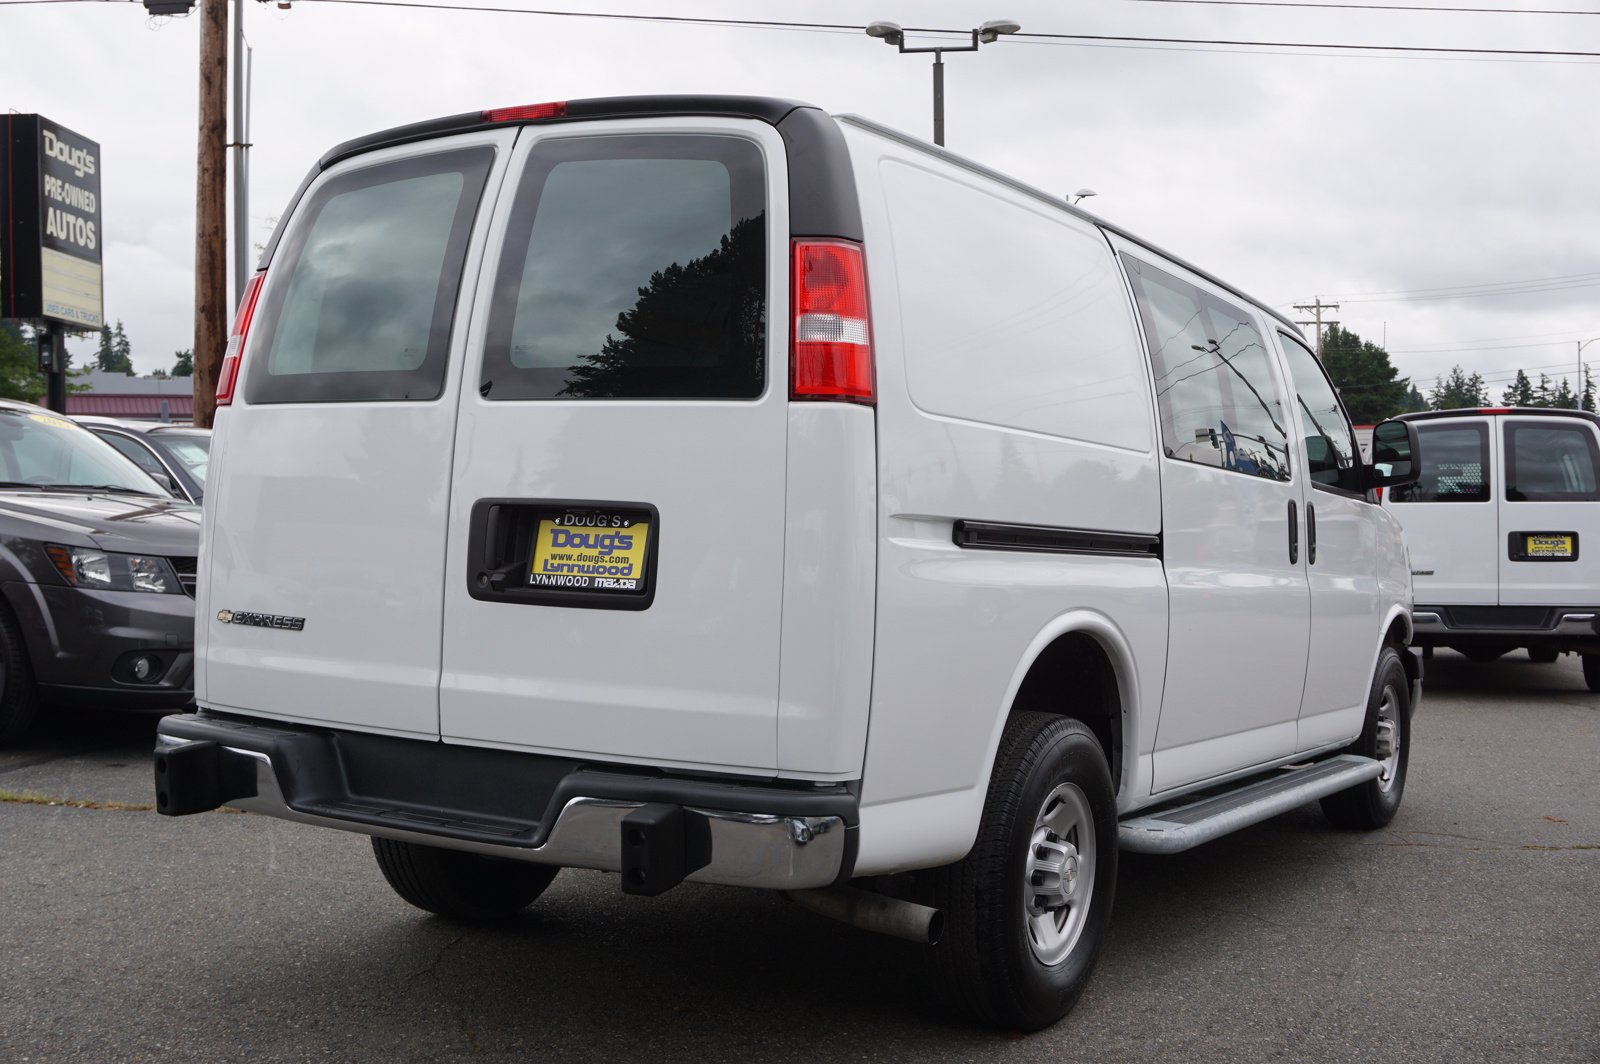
[1023,782,1097,966]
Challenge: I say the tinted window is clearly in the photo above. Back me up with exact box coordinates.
[1505,421,1600,502]
[1277,331,1361,492]
[481,135,766,400]
[1389,422,1489,502]
[1122,255,1290,482]
[246,148,494,404]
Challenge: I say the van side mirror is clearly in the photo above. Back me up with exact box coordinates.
[1367,419,1420,488]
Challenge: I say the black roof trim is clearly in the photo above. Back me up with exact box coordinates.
[1399,407,1600,425]
[320,95,814,170]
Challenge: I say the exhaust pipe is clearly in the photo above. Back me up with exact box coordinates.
[786,886,943,945]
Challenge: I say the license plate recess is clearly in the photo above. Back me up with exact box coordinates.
[468,499,659,610]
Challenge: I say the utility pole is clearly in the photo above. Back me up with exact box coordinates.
[1294,299,1340,361]
[194,0,228,428]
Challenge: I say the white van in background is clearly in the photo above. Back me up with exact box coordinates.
[1385,407,1600,688]
[152,95,1423,1030]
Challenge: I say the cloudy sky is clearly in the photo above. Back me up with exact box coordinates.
[4,0,1599,399]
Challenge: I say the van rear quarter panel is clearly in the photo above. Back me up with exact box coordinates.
[841,124,1168,875]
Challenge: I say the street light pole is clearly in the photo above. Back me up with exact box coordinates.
[1580,337,1600,410]
[866,19,1021,147]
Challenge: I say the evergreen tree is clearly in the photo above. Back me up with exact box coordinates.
[1552,376,1576,409]
[95,324,115,371]
[1502,369,1535,407]
[95,319,134,374]
[1317,325,1409,424]
[1405,383,1428,412]
[172,349,194,378]
[0,321,47,402]
[111,321,133,375]
[1584,368,1595,413]
[1534,373,1554,407]
[1430,365,1488,409]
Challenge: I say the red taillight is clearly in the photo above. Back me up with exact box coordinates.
[1478,407,1512,414]
[1374,486,1385,501]
[791,239,874,403]
[483,101,568,123]
[216,270,265,406]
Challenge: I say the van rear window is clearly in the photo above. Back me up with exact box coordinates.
[480,135,766,401]
[1505,421,1600,502]
[245,148,494,404]
[1389,422,1489,502]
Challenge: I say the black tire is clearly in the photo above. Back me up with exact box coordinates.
[1527,646,1560,664]
[0,604,40,746]
[1583,654,1600,693]
[372,838,559,921]
[922,713,1117,1031]
[1322,645,1411,830]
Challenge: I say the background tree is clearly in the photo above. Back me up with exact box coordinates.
[1430,364,1489,409]
[111,322,133,375]
[94,319,135,374]
[1584,368,1595,413]
[1534,373,1554,407]
[0,321,46,402]
[172,349,194,378]
[1405,383,1428,412]
[1318,324,1409,423]
[1502,369,1535,407]
[1552,377,1576,409]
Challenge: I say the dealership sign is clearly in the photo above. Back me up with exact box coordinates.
[0,114,104,328]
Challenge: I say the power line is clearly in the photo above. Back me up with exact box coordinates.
[262,2,1600,60]
[1121,0,1600,16]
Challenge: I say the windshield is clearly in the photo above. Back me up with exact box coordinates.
[0,408,169,496]
[156,434,210,482]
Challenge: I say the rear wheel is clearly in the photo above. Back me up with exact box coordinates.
[1322,645,1410,830]
[1583,654,1600,693]
[1527,646,1560,664]
[922,713,1117,1031]
[372,838,559,921]
[0,605,40,746]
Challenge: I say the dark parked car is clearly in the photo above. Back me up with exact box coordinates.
[74,417,211,504]
[0,401,198,743]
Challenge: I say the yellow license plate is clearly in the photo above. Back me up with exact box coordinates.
[529,513,652,592]
[1525,534,1573,558]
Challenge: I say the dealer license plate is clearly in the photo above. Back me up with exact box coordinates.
[1524,533,1574,559]
[528,510,652,593]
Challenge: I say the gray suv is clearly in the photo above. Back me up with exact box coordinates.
[0,400,198,743]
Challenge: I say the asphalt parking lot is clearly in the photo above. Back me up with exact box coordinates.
[2,650,1596,1063]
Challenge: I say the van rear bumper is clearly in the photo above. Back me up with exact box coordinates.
[1411,605,1600,652]
[152,713,855,893]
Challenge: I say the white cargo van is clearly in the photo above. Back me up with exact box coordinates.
[153,96,1423,1030]
[1383,407,1600,687]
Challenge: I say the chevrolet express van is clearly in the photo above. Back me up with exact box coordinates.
[153,96,1422,1030]
[1385,407,1600,688]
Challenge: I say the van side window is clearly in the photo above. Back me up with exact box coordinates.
[1389,422,1489,502]
[1121,255,1290,482]
[1505,421,1600,502]
[246,148,495,404]
[1275,331,1361,493]
[480,135,766,401]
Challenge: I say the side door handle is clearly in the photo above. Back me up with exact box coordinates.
[1307,503,1318,565]
[1288,499,1299,564]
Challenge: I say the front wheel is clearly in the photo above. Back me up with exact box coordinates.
[1322,645,1411,830]
[0,605,40,746]
[922,713,1118,1031]
[372,838,559,921]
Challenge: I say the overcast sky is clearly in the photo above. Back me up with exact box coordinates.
[4,0,1599,400]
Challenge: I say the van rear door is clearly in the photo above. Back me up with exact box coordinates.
[438,119,790,774]
[199,131,513,736]
[1387,416,1499,605]
[1497,416,1600,605]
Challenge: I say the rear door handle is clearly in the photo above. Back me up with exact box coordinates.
[1307,503,1318,566]
[1288,499,1299,565]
